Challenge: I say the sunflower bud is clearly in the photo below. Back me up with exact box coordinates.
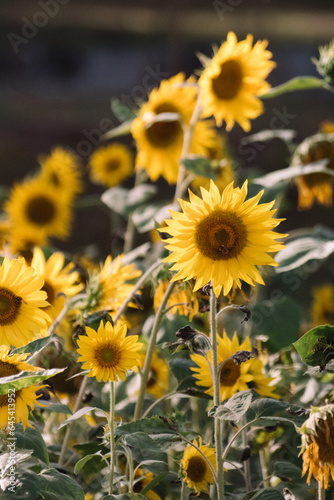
[312,39,334,82]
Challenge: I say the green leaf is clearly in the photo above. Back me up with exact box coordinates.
[102,120,133,141]
[132,202,179,233]
[0,450,33,474]
[11,337,51,361]
[115,416,178,437]
[261,76,329,99]
[121,432,168,473]
[16,426,49,466]
[182,155,214,178]
[273,461,302,481]
[58,406,108,429]
[140,471,169,495]
[111,98,137,122]
[42,403,72,415]
[101,184,157,217]
[0,368,66,395]
[37,468,85,500]
[74,451,103,474]
[209,390,253,423]
[249,398,307,428]
[293,325,334,370]
[252,489,284,499]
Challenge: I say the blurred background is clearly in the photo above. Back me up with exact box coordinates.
[0,0,334,254]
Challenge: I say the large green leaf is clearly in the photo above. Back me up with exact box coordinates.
[273,461,302,481]
[59,406,108,429]
[0,368,66,394]
[11,337,51,361]
[16,426,49,466]
[182,155,214,178]
[252,489,284,499]
[121,432,168,474]
[249,398,308,428]
[115,416,178,437]
[35,468,85,500]
[208,390,253,423]
[261,76,331,99]
[293,325,334,370]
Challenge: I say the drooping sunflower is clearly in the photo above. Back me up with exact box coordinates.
[0,345,46,430]
[198,31,276,131]
[5,177,73,240]
[180,438,216,495]
[30,247,84,321]
[0,257,51,347]
[161,180,286,297]
[136,349,169,399]
[191,331,278,402]
[131,73,216,184]
[153,280,199,321]
[89,143,133,188]
[299,404,334,489]
[38,146,83,199]
[76,320,143,382]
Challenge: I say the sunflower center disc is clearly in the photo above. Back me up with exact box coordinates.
[0,361,20,378]
[145,103,182,148]
[195,210,247,260]
[106,160,120,172]
[315,416,334,463]
[96,344,118,367]
[220,359,241,386]
[186,456,207,482]
[0,287,22,326]
[26,195,56,226]
[211,59,243,100]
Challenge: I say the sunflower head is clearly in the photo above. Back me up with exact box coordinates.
[312,38,334,82]
[180,438,216,495]
[161,180,286,297]
[89,143,133,188]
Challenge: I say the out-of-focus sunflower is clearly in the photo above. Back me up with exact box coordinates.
[131,73,216,184]
[311,284,334,326]
[180,438,216,495]
[299,404,334,489]
[320,121,334,134]
[76,320,143,382]
[191,331,278,402]
[8,225,48,263]
[153,280,199,321]
[89,143,133,187]
[161,180,286,297]
[136,350,169,399]
[293,133,334,210]
[5,177,73,241]
[198,31,276,131]
[0,345,46,430]
[133,468,161,500]
[0,257,50,347]
[38,146,83,199]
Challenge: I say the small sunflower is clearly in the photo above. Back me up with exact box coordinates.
[181,438,216,495]
[153,280,199,321]
[293,133,334,210]
[161,180,286,297]
[299,404,334,489]
[137,350,169,399]
[89,143,133,188]
[198,31,276,131]
[133,468,161,500]
[311,284,334,326]
[191,331,278,402]
[5,177,73,240]
[76,320,143,382]
[0,345,46,430]
[38,146,82,199]
[131,73,216,184]
[0,257,50,347]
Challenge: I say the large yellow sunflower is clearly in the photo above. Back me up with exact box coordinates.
[0,345,46,430]
[180,438,216,495]
[89,143,133,188]
[30,247,84,321]
[38,146,83,199]
[131,73,216,184]
[0,257,50,347]
[5,177,73,240]
[299,404,334,489]
[198,31,276,131]
[76,320,143,382]
[162,180,286,297]
[191,331,278,402]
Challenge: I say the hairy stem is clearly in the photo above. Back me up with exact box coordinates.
[109,381,115,495]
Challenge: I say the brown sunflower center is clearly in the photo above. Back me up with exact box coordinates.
[220,359,241,386]
[301,139,334,187]
[186,456,207,483]
[145,103,183,148]
[314,416,334,463]
[211,59,243,100]
[95,343,120,367]
[42,281,56,305]
[26,195,56,226]
[0,287,22,326]
[195,210,247,260]
[0,361,20,378]
[105,159,120,173]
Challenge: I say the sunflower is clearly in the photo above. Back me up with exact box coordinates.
[311,284,334,326]
[136,350,169,399]
[38,146,82,199]
[8,226,49,263]
[0,257,51,347]
[153,280,199,321]
[76,320,143,382]
[5,177,73,240]
[0,345,46,430]
[131,73,216,184]
[133,468,161,500]
[180,438,216,495]
[299,404,334,489]
[30,247,83,321]
[198,31,276,131]
[89,143,133,188]
[191,331,278,402]
[161,180,286,297]
[293,133,334,210]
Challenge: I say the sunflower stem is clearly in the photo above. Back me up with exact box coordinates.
[134,280,176,420]
[259,448,270,489]
[209,286,225,500]
[241,414,252,492]
[109,380,116,495]
[180,480,188,500]
[318,481,325,500]
[58,374,88,465]
[142,390,178,418]
[123,169,144,254]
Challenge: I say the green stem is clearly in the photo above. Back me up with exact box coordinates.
[109,381,115,495]
[58,374,88,465]
[122,444,134,494]
[318,481,325,500]
[222,418,259,463]
[210,287,225,500]
[142,390,178,418]
[123,170,144,254]
[241,415,252,492]
[259,448,270,489]
[134,280,176,420]
[180,480,188,500]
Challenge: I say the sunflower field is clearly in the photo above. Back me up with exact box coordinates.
[1,27,334,500]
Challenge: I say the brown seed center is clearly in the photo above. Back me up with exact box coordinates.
[95,344,119,367]
[211,59,243,100]
[0,287,22,326]
[220,359,241,387]
[26,196,56,226]
[145,103,182,148]
[186,456,207,482]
